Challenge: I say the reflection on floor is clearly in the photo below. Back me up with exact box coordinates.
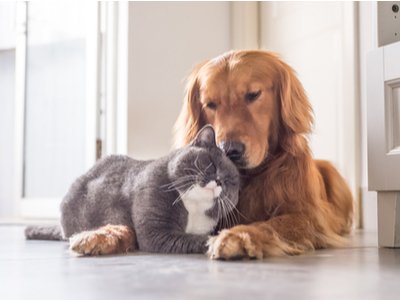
[0,225,399,300]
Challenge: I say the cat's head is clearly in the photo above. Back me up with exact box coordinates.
[168,125,240,223]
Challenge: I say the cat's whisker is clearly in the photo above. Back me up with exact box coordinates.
[269,202,283,219]
[172,196,182,206]
[220,201,227,230]
[172,185,194,206]
[218,195,241,228]
[223,203,235,228]
[163,185,189,192]
[183,167,203,175]
[216,197,222,230]
[220,194,250,222]
[219,196,230,229]
[216,197,225,230]
[229,209,239,228]
[164,180,193,191]
[226,201,236,228]
[160,175,197,187]
[226,205,233,228]
[221,199,228,230]
[160,176,197,191]
[226,201,242,226]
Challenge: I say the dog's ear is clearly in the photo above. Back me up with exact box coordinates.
[278,62,314,135]
[173,61,208,148]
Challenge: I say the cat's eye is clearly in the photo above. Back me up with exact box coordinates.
[245,90,261,104]
[205,101,217,110]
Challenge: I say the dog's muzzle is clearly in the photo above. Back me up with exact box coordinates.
[219,140,246,167]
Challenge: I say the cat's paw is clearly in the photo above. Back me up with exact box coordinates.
[69,224,135,256]
[207,227,263,260]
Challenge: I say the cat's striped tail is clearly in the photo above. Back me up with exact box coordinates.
[25,225,65,241]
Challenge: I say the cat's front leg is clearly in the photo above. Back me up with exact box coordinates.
[69,224,136,256]
[138,229,209,254]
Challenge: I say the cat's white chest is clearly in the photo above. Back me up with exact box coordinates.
[181,181,221,235]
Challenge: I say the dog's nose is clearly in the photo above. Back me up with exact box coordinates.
[219,141,245,163]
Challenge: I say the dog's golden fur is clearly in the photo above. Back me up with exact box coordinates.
[175,50,353,259]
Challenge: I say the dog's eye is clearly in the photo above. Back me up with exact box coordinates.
[245,90,261,104]
[206,101,217,110]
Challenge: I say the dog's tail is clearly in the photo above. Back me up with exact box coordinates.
[25,225,65,241]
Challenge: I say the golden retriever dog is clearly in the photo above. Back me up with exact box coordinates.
[174,50,353,259]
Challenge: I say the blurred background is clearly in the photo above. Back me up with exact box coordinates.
[0,2,378,230]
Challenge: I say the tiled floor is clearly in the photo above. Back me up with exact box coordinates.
[0,225,399,300]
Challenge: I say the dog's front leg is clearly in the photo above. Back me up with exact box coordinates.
[207,214,346,260]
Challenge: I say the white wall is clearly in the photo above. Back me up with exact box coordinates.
[127,2,231,159]
[260,2,361,226]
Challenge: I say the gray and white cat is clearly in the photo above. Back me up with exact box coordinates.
[25,126,240,254]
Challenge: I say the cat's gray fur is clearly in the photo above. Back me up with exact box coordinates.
[25,126,240,254]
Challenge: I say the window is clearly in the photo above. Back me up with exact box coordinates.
[0,3,16,218]
[24,3,88,198]
[12,2,101,218]
[0,2,127,219]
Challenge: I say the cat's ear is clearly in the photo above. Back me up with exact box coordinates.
[192,125,217,148]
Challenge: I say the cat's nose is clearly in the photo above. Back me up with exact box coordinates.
[219,140,246,164]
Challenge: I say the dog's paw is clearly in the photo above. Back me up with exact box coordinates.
[69,225,134,256]
[207,228,263,260]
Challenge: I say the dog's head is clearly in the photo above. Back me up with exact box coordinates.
[174,50,313,170]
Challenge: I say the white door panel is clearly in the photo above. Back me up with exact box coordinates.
[367,43,400,191]
[367,41,400,247]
